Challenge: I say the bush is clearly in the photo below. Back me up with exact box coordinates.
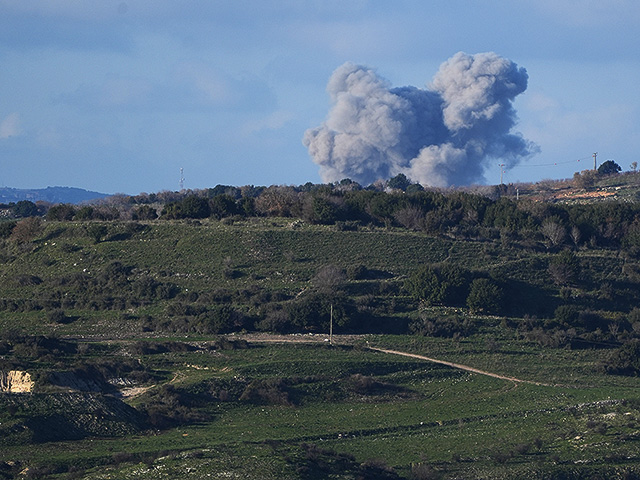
[602,340,640,375]
[181,196,211,219]
[239,378,293,406]
[10,217,43,243]
[347,264,369,280]
[0,221,17,239]
[132,205,157,220]
[209,194,239,219]
[548,250,580,286]
[46,309,68,324]
[597,160,621,175]
[554,305,580,326]
[12,200,39,218]
[410,314,473,337]
[466,278,504,314]
[46,204,75,221]
[573,169,598,189]
[86,224,108,243]
[142,385,208,429]
[405,264,469,306]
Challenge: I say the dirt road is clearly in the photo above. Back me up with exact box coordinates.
[368,347,553,387]
[241,333,554,387]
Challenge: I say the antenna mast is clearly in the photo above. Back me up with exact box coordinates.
[498,163,505,185]
[593,152,598,170]
[179,168,185,191]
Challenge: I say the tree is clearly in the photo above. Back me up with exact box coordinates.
[304,196,339,224]
[603,340,640,376]
[132,205,158,220]
[597,160,621,175]
[180,195,210,219]
[254,186,301,217]
[573,169,597,189]
[405,264,469,306]
[631,161,638,172]
[313,264,346,295]
[548,249,580,286]
[394,206,424,231]
[570,225,582,249]
[387,173,411,191]
[541,218,566,248]
[466,278,503,314]
[209,194,239,219]
[46,203,76,221]
[12,200,39,218]
[10,216,43,243]
[0,221,17,239]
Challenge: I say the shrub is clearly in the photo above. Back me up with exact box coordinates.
[466,278,504,314]
[554,305,580,326]
[602,340,640,375]
[548,250,580,286]
[256,309,292,333]
[46,309,68,324]
[14,274,43,286]
[597,159,621,175]
[0,220,17,239]
[410,314,473,338]
[239,378,293,406]
[573,169,598,189]
[142,385,208,429]
[46,204,75,221]
[132,205,157,220]
[86,224,108,243]
[405,264,469,306]
[12,200,39,218]
[181,196,211,219]
[10,217,43,243]
[347,264,369,280]
[74,206,95,220]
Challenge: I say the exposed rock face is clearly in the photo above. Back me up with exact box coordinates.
[0,371,34,393]
[47,371,107,392]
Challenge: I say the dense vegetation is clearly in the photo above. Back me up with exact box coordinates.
[1,171,640,479]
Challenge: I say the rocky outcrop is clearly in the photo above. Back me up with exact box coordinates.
[0,392,147,443]
[0,371,34,393]
[47,371,107,393]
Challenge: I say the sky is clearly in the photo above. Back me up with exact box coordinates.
[1,0,639,195]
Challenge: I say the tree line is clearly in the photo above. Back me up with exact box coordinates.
[4,173,640,253]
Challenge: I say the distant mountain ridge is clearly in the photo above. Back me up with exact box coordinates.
[0,186,109,204]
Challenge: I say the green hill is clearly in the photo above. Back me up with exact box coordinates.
[1,179,640,479]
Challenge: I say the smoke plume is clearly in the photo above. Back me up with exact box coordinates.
[303,52,538,187]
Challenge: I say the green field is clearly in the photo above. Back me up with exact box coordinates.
[1,337,639,479]
[0,212,639,479]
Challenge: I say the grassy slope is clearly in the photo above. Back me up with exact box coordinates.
[0,218,639,479]
[2,340,639,479]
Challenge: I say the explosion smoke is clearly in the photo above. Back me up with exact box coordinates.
[303,52,538,187]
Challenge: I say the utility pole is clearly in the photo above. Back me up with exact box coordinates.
[593,152,598,170]
[329,304,333,345]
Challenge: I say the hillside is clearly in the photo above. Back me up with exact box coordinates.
[0,186,109,205]
[1,178,640,479]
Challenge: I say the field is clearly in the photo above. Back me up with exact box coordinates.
[1,335,639,479]
[0,208,639,479]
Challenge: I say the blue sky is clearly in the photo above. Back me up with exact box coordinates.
[1,0,639,194]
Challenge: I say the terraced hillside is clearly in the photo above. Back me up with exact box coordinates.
[0,193,639,478]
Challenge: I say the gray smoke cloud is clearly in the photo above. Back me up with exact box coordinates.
[303,52,538,187]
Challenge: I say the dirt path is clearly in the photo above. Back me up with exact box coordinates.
[368,347,553,387]
[241,334,555,387]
